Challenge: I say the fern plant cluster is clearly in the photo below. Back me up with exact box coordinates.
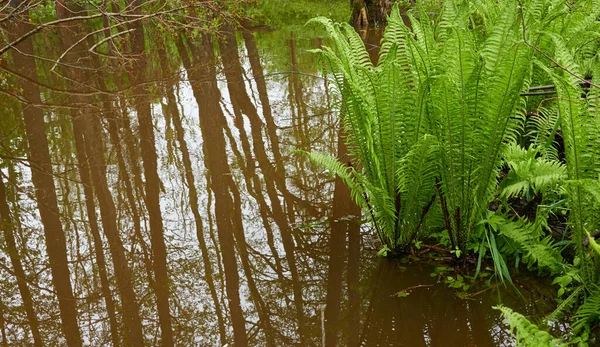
[307,0,600,342]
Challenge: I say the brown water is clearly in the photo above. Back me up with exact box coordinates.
[0,19,559,346]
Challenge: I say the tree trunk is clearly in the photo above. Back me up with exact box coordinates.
[347,201,362,347]
[352,0,395,26]
[368,0,391,24]
[0,299,6,347]
[351,0,369,27]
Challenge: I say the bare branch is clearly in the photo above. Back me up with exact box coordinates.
[0,4,202,56]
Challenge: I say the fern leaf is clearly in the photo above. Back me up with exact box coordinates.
[495,306,571,347]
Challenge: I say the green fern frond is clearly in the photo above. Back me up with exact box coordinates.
[547,286,584,321]
[495,306,572,347]
[300,151,366,208]
[573,288,600,334]
[501,144,567,199]
[396,134,439,244]
[527,104,561,162]
[491,214,564,274]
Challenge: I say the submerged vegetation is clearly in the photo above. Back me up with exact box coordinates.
[308,0,600,343]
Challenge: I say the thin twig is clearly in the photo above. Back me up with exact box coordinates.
[391,284,434,297]
[0,5,198,56]
[518,2,600,90]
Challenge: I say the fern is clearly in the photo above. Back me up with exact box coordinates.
[428,0,532,250]
[547,286,585,322]
[306,0,600,270]
[307,4,437,250]
[527,104,561,162]
[482,212,564,275]
[300,151,367,208]
[495,306,574,347]
[573,288,600,334]
[541,35,600,285]
[501,144,567,199]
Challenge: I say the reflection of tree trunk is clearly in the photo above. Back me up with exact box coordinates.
[287,33,318,227]
[242,29,316,219]
[71,117,120,347]
[161,66,227,343]
[324,131,352,347]
[85,20,154,287]
[217,102,288,299]
[217,29,275,346]
[54,1,146,343]
[104,99,155,288]
[0,176,43,347]
[359,260,383,345]
[219,26,302,345]
[128,2,174,343]
[178,34,248,347]
[9,11,82,346]
[241,29,284,175]
[118,104,146,205]
[347,204,361,347]
[0,299,6,346]
[289,32,309,152]
[220,112,286,288]
[228,178,275,345]
[328,129,363,347]
[81,113,146,346]
[468,301,495,346]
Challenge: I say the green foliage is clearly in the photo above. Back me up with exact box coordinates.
[587,232,600,256]
[483,213,564,274]
[309,1,534,251]
[541,34,600,296]
[431,0,532,251]
[307,9,438,250]
[501,144,567,199]
[495,306,578,347]
[573,288,600,335]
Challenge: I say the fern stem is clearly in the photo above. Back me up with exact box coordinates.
[362,190,386,248]
[436,180,456,251]
[393,192,401,245]
[454,207,462,251]
[408,192,437,246]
